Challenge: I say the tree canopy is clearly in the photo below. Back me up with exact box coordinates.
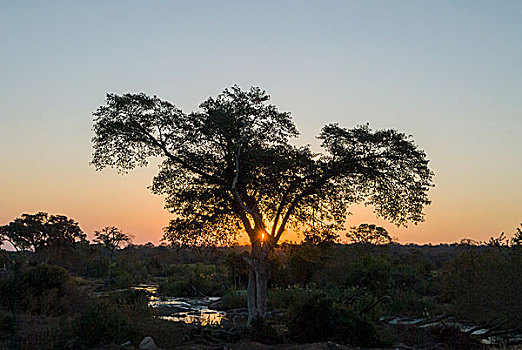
[92,86,433,247]
[0,212,86,252]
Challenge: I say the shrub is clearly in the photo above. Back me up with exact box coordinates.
[158,263,225,296]
[220,289,247,309]
[0,310,13,334]
[286,291,336,342]
[386,289,440,317]
[0,263,74,315]
[105,289,150,313]
[249,316,279,344]
[21,264,68,292]
[72,302,128,348]
[0,250,9,267]
[443,245,522,328]
[286,291,383,346]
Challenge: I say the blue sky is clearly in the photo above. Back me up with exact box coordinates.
[1,1,521,244]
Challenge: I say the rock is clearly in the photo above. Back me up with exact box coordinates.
[139,336,158,350]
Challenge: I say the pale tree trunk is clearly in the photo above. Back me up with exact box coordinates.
[255,260,269,318]
[247,267,258,323]
[247,241,271,325]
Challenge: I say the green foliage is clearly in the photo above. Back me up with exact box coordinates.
[223,286,325,311]
[387,289,440,317]
[286,291,383,346]
[270,243,323,288]
[0,309,13,335]
[286,292,333,342]
[220,289,247,309]
[3,240,522,348]
[224,251,249,288]
[0,264,77,316]
[443,243,522,328]
[158,263,226,296]
[0,249,10,268]
[0,259,192,349]
[38,242,110,278]
[21,264,69,291]
[72,302,128,348]
[111,252,148,288]
[268,243,444,319]
[248,316,279,343]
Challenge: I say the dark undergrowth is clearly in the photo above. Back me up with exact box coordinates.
[1,235,521,349]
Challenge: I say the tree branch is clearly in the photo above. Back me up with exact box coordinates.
[129,121,225,184]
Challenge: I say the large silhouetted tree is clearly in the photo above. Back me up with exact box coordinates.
[0,212,86,252]
[91,86,433,322]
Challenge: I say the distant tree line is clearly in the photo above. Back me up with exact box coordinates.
[0,212,132,253]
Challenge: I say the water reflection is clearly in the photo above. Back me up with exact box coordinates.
[384,316,522,346]
[132,284,226,325]
[159,311,225,325]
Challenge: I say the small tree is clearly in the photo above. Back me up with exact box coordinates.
[93,226,132,283]
[347,223,393,246]
[0,212,86,252]
[225,251,250,288]
[510,224,522,246]
[93,226,132,262]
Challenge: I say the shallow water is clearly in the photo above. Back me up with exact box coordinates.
[384,316,522,346]
[132,284,226,325]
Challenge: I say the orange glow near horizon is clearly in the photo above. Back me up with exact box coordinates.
[1,124,521,248]
[1,181,521,248]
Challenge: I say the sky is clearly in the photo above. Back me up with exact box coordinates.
[1,1,521,246]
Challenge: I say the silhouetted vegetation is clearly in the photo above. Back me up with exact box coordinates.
[0,212,86,252]
[443,232,522,329]
[1,225,520,348]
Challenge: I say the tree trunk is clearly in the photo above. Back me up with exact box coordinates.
[247,241,271,325]
[247,267,258,324]
[255,257,269,317]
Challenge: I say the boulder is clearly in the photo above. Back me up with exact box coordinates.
[139,336,158,350]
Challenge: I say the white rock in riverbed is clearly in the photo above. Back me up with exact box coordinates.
[139,336,158,350]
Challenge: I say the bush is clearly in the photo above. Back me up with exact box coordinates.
[21,264,68,292]
[249,316,279,343]
[443,245,522,328]
[158,263,225,296]
[286,291,336,342]
[220,289,247,309]
[0,309,13,334]
[268,287,312,310]
[0,250,9,267]
[386,289,440,317]
[72,301,129,348]
[0,263,75,315]
[105,289,150,312]
[286,291,383,346]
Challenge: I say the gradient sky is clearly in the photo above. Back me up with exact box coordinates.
[1,1,521,246]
